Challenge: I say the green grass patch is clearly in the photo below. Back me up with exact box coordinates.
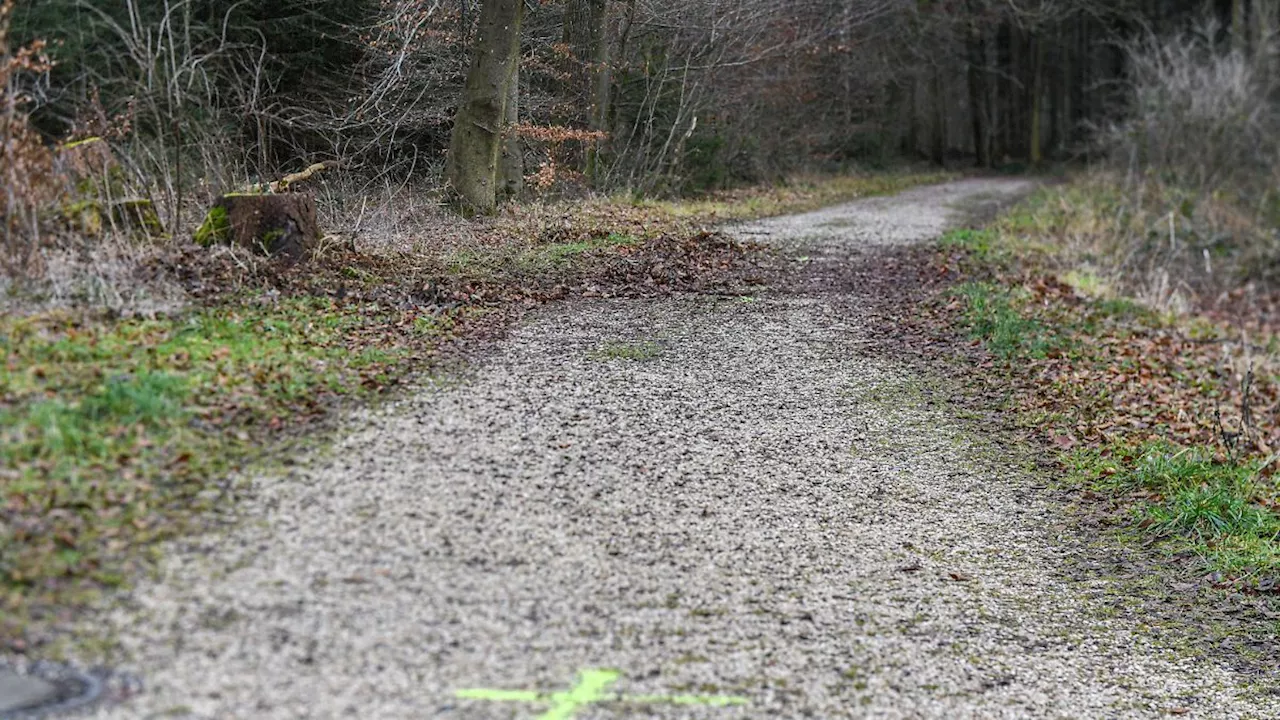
[443,232,642,284]
[940,176,1280,607]
[0,296,457,646]
[540,232,639,264]
[1068,442,1280,578]
[938,228,996,258]
[951,282,1057,359]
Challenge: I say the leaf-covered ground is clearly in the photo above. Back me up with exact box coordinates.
[0,170,950,654]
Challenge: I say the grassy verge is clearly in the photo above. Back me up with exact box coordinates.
[1,169,953,653]
[936,187,1280,594]
[1,296,459,649]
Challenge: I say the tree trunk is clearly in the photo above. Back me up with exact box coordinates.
[1049,28,1068,157]
[1029,33,1045,166]
[906,73,921,158]
[994,21,1013,162]
[498,54,524,203]
[1232,0,1247,55]
[1008,23,1025,160]
[562,0,610,180]
[1260,2,1278,82]
[966,13,990,167]
[930,63,946,165]
[1071,14,1088,144]
[194,193,319,261]
[562,0,610,124]
[585,17,612,183]
[446,0,524,214]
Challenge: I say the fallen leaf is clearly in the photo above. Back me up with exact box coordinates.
[1050,432,1077,450]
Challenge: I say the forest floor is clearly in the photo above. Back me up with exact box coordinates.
[8,177,1278,718]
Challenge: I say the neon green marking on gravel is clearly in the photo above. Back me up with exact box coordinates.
[541,669,618,720]
[455,668,749,718]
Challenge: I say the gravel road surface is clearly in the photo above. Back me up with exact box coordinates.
[72,179,1279,719]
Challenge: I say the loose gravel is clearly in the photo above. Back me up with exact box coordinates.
[68,179,1279,719]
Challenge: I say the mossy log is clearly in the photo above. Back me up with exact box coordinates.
[63,198,163,239]
[194,193,319,260]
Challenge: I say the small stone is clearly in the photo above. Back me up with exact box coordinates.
[0,669,58,713]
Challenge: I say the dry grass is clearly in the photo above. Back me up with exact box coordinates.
[1036,26,1280,313]
[0,237,190,317]
[992,172,1279,316]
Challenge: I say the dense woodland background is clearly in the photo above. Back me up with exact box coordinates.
[0,0,1277,279]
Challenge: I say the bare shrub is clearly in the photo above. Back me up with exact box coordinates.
[1103,24,1279,196]
[0,0,57,272]
[1069,22,1280,304]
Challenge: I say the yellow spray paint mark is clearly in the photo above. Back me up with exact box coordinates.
[456,668,748,719]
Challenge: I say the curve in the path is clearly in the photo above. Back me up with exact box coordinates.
[82,179,1276,719]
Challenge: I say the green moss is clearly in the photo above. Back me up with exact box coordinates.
[193,205,230,247]
[113,199,163,238]
[61,199,105,235]
[258,228,286,253]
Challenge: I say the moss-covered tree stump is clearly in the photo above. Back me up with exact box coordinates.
[194,193,320,260]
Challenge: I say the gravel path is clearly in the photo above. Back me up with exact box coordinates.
[74,179,1278,719]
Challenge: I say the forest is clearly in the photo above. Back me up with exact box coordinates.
[2,0,1280,714]
[0,1,1271,224]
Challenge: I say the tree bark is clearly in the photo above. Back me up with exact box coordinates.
[1232,0,1247,55]
[966,11,990,167]
[906,73,921,158]
[562,0,610,124]
[446,0,524,214]
[194,193,319,261]
[994,21,1013,162]
[498,54,523,203]
[562,0,610,181]
[1071,14,1088,145]
[930,62,946,165]
[1029,33,1045,166]
[1048,36,1065,159]
[1259,2,1277,82]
